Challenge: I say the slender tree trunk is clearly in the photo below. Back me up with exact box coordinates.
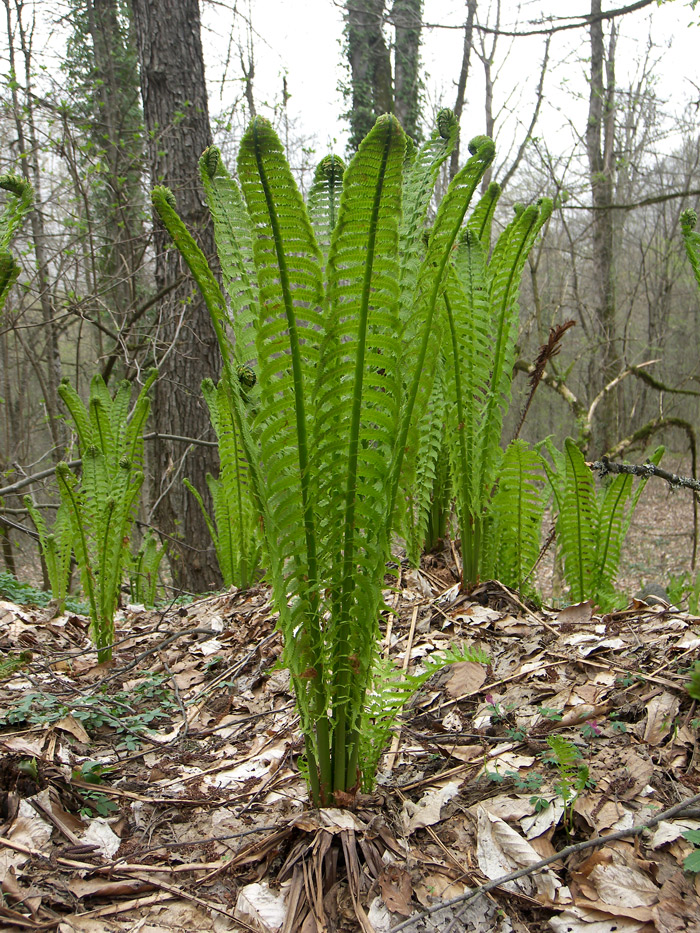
[130,0,222,593]
[4,0,65,460]
[85,0,144,323]
[586,0,619,455]
[450,0,476,180]
[392,0,422,141]
[345,0,393,151]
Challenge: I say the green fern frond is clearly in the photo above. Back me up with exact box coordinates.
[560,439,597,603]
[315,112,406,793]
[402,367,448,566]
[308,154,346,260]
[392,135,495,548]
[151,186,233,371]
[359,641,489,790]
[198,147,259,365]
[0,251,20,312]
[24,498,72,609]
[681,209,700,292]
[183,477,218,546]
[478,199,553,499]
[398,109,460,321]
[593,472,632,603]
[465,181,501,253]
[58,380,93,451]
[492,440,545,591]
[187,375,260,590]
[238,116,323,592]
[56,463,97,624]
[129,531,164,607]
[621,446,663,542]
[0,173,33,251]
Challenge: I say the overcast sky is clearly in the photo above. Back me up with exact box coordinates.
[200,0,700,172]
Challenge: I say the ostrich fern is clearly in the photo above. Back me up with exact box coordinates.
[56,371,157,661]
[152,113,493,804]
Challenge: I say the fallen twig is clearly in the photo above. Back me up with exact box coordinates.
[390,790,700,932]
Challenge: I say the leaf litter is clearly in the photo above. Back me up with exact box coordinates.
[0,567,699,933]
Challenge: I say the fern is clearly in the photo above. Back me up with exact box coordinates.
[184,376,260,589]
[403,367,449,565]
[393,135,496,546]
[56,373,156,662]
[491,440,545,593]
[559,439,597,603]
[545,440,664,608]
[0,174,32,313]
[443,193,552,585]
[681,209,700,291]
[153,114,494,806]
[23,498,72,612]
[129,530,164,607]
[308,154,346,261]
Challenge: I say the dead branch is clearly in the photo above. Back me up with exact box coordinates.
[592,456,700,493]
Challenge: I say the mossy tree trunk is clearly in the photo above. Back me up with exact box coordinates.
[130,0,222,593]
[344,0,423,152]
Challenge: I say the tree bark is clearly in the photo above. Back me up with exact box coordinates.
[345,0,393,152]
[130,0,222,593]
[586,0,619,455]
[85,0,144,324]
[392,0,422,141]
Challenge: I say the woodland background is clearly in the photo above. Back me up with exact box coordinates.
[2,0,700,597]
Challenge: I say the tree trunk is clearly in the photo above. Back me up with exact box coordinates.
[449,0,476,180]
[392,0,422,142]
[85,0,145,325]
[586,0,619,455]
[345,0,393,152]
[130,0,222,593]
[4,0,65,461]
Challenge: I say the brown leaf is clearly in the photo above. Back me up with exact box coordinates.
[444,661,486,697]
[378,864,413,916]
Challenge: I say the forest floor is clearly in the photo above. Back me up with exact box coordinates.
[1,463,700,933]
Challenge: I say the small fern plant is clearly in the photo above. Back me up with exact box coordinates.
[56,370,157,662]
[488,439,546,595]
[152,112,494,805]
[184,375,260,590]
[442,184,552,586]
[23,498,73,613]
[128,530,165,607]
[543,438,663,609]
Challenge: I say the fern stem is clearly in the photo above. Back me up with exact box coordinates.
[443,293,473,585]
[565,441,588,602]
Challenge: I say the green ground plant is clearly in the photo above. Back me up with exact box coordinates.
[152,112,495,805]
[184,375,260,589]
[128,530,165,607]
[543,438,663,609]
[56,370,157,662]
[437,185,551,586]
[23,499,73,612]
